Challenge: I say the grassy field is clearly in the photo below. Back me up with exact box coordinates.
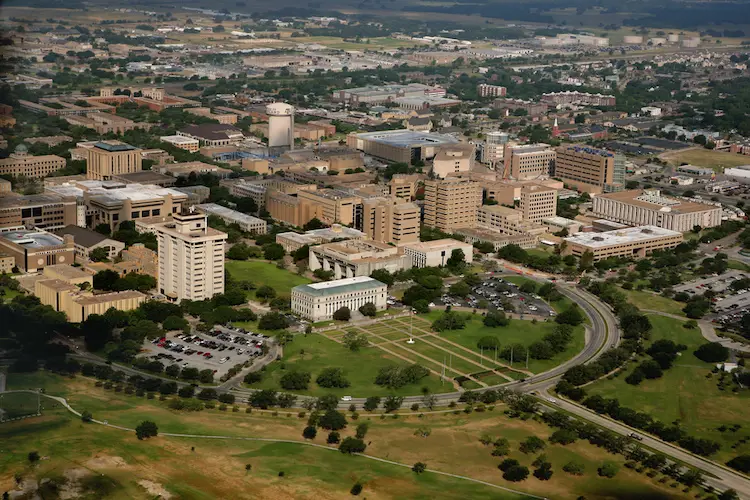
[420,311,585,374]
[728,260,750,271]
[225,260,311,299]
[586,314,750,463]
[619,288,685,316]
[1,372,693,500]
[663,148,750,172]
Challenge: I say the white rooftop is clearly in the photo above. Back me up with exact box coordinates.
[564,225,681,248]
[307,275,378,290]
[161,135,198,144]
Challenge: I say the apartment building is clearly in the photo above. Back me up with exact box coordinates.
[86,141,143,181]
[477,205,547,236]
[423,178,483,232]
[309,240,411,280]
[562,226,683,261]
[360,197,419,246]
[554,145,624,194]
[477,83,507,98]
[592,189,722,232]
[493,98,548,116]
[0,145,66,179]
[519,184,558,223]
[403,239,473,268]
[432,143,475,179]
[504,144,556,180]
[481,131,510,166]
[297,189,361,226]
[292,276,387,322]
[0,193,78,232]
[153,211,228,302]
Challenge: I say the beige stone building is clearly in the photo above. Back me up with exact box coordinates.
[0,146,66,179]
[554,145,624,194]
[309,240,411,280]
[58,224,125,261]
[86,141,142,181]
[297,189,361,226]
[65,113,142,134]
[403,239,473,268]
[424,178,482,232]
[0,230,75,272]
[0,178,11,194]
[292,276,387,322]
[0,193,78,232]
[275,225,366,253]
[389,174,420,200]
[504,144,556,180]
[591,189,722,232]
[477,205,547,237]
[185,107,238,125]
[562,226,683,261]
[360,197,420,246]
[519,184,558,223]
[0,253,14,273]
[153,212,228,302]
[431,143,475,179]
[161,135,200,152]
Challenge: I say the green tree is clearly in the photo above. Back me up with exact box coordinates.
[341,330,369,351]
[263,243,285,260]
[363,396,380,411]
[446,249,467,270]
[412,462,427,474]
[339,437,366,454]
[280,371,311,390]
[89,247,109,262]
[135,420,158,440]
[598,462,619,478]
[303,426,317,439]
[316,368,350,388]
[449,280,471,297]
[333,307,351,321]
[359,302,377,317]
[319,409,347,430]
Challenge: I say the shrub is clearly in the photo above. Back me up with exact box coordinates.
[280,371,311,391]
[350,483,363,495]
[339,437,367,454]
[302,426,317,440]
[563,461,585,476]
[598,462,619,478]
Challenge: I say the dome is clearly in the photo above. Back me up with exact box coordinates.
[15,144,28,154]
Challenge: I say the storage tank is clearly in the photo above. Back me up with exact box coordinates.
[668,33,680,43]
[682,37,700,48]
[266,102,295,150]
[623,35,643,44]
[649,37,667,46]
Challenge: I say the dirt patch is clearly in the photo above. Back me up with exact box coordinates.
[138,479,172,499]
[85,454,126,469]
[59,468,89,499]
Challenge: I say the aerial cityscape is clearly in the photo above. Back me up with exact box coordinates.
[2,0,750,498]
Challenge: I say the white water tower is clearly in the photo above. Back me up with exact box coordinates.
[266,102,294,150]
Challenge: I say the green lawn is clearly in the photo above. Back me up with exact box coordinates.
[225,260,311,299]
[586,314,750,463]
[420,311,585,374]
[0,286,22,303]
[619,288,685,316]
[728,260,750,271]
[248,333,450,397]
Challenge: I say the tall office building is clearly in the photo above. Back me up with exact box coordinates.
[360,197,420,245]
[153,211,227,302]
[519,184,558,223]
[481,131,510,166]
[424,178,482,232]
[554,145,624,194]
[504,144,556,180]
[86,140,142,181]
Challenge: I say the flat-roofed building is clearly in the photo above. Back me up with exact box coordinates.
[110,171,177,187]
[0,193,78,232]
[424,178,482,232]
[592,189,722,232]
[493,98,548,116]
[457,227,540,251]
[276,224,366,252]
[65,113,142,134]
[196,203,267,234]
[432,143,475,179]
[86,140,142,181]
[161,135,200,152]
[0,229,75,272]
[0,178,11,194]
[185,107,238,125]
[297,189,361,226]
[309,239,411,280]
[542,91,615,107]
[292,276,387,321]
[477,205,547,236]
[390,174,420,200]
[158,161,233,179]
[0,145,66,179]
[360,197,419,246]
[153,211,228,302]
[554,145,624,194]
[403,239,473,268]
[562,226,683,261]
[347,129,459,164]
[58,224,125,261]
[519,184,557,223]
[0,253,14,273]
[477,83,507,98]
[177,124,244,147]
[505,144,556,180]
[35,275,145,322]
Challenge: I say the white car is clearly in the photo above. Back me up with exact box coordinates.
[341,396,352,401]
[219,357,228,364]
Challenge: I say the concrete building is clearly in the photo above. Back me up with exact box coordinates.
[86,141,142,181]
[153,211,228,302]
[562,226,683,261]
[275,224,366,252]
[541,91,616,107]
[477,205,547,237]
[0,178,11,194]
[477,83,507,98]
[519,184,558,223]
[185,107,238,125]
[266,102,295,150]
[332,83,446,106]
[195,203,267,234]
[432,143,475,179]
[0,229,75,272]
[493,98,548,116]
[291,276,387,321]
[158,161,232,179]
[423,178,483,232]
[592,189,722,232]
[505,144,556,180]
[58,224,125,261]
[0,253,14,273]
[297,189,361,226]
[0,193,78,232]
[65,113,142,134]
[110,171,176,188]
[403,239,473,268]
[0,145,67,179]
[389,174,420,200]
[554,145,624,194]
[309,239,411,280]
[161,135,200,152]
[360,197,420,246]
[481,131,510,166]
[347,130,459,164]
[457,227,539,251]
[177,124,244,147]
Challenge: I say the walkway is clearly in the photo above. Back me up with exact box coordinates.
[642,310,750,353]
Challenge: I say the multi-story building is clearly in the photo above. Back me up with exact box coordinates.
[541,91,616,107]
[0,229,75,272]
[562,226,683,261]
[389,174,421,200]
[332,83,446,106]
[504,144,556,180]
[158,161,233,179]
[481,131,510,166]
[161,135,200,152]
[176,124,244,147]
[58,224,125,261]
[0,145,66,179]
[554,145,624,194]
[196,203,267,234]
[0,253,14,273]
[291,276,387,322]
[347,130,459,164]
[297,189,361,226]
[309,239,411,280]
[477,83,507,98]
[431,143,475,178]
[85,141,142,181]
[493,98,548,116]
[0,193,78,232]
[153,211,228,302]
[0,178,11,194]
[477,205,547,236]
[276,225,366,252]
[592,189,722,232]
[64,113,142,134]
[359,197,420,246]
[185,107,238,125]
[423,178,483,232]
[403,239,473,268]
[519,184,558,223]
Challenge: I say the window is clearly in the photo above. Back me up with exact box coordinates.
[152,209,160,216]
[142,210,150,217]
[131,211,139,218]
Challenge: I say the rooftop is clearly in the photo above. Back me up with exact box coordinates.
[1,230,66,249]
[44,263,93,280]
[353,129,459,148]
[94,140,138,152]
[293,276,385,297]
[596,189,719,214]
[196,203,266,226]
[404,238,469,252]
[58,225,110,248]
[564,225,681,248]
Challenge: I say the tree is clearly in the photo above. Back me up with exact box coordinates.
[363,396,380,411]
[81,410,93,422]
[263,243,285,261]
[492,438,511,456]
[355,422,369,439]
[726,455,750,473]
[383,395,404,412]
[89,247,109,262]
[333,307,351,321]
[303,218,325,231]
[135,420,158,440]
[327,431,341,444]
[719,490,740,500]
[503,465,530,482]
[316,367,350,388]
[258,312,288,330]
[370,269,394,286]
[533,461,553,481]
[598,462,619,478]
[477,335,501,351]
[449,280,471,298]
[694,342,729,362]
[319,409,347,430]
[549,429,577,445]
[483,311,509,327]
[94,223,111,236]
[256,285,276,300]
[446,248,467,270]
[280,371,311,390]
[519,436,546,454]
[412,462,427,474]
[28,451,40,463]
[249,389,278,409]
[339,437,366,454]
[245,464,252,474]
[303,426,317,440]
[563,461,585,476]
[350,483,363,496]
[556,304,584,326]
[163,315,189,333]
[359,302,377,317]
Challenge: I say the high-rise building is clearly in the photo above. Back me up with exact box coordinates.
[481,131,510,166]
[504,144,556,180]
[153,211,227,302]
[85,140,142,181]
[431,143,475,178]
[519,184,558,223]
[554,145,624,194]
[424,178,482,232]
[360,197,420,246]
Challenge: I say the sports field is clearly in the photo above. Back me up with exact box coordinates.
[225,260,311,299]
[662,148,750,172]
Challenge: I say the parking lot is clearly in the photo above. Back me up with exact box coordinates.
[138,325,271,378]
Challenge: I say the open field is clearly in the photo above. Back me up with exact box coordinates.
[662,148,750,172]
[1,372,693,500]
[619,288,686,316]
[586,314,750,463]
[225,260,311,299]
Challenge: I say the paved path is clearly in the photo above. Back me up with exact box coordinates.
[2,390,547,500]
[642,310,750,353]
